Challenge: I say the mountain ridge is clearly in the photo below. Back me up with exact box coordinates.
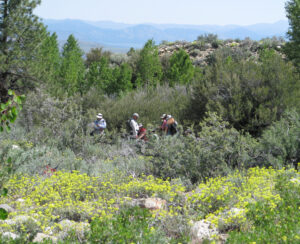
[42,19,289,53]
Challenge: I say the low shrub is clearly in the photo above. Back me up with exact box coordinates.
[227,168,300,243]
[86,206,168,244]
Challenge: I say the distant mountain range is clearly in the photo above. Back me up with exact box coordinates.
[43,19,289,53]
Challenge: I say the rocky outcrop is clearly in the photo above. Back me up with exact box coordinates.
[0,204,15,213]
[2,232,20,240]
[190,220,218,243]
[158,40,284,67]
[55,219,90,241]
[131,197,167,210]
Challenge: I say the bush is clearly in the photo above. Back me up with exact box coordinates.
[145,113,258,183]
[188,49,300,136]
[87,206,168,243]
[257,109,300,168]
[227,169,300,243]
[85,85,189,131]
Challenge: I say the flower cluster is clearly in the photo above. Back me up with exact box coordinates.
[0,167,298,241]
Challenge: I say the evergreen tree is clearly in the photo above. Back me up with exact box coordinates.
[59,35,85,96]
[285,0,300,69]
[136,40,162,87]
[0,0,46,102]
[166,49,194,87]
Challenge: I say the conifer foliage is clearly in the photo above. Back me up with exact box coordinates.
[285,0,300,70]
[0,0,46,102]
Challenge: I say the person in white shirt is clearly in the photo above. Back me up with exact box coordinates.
[129,113,139,138]
[90,113,107,136]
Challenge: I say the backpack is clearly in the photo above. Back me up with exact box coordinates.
[169,121,178,135]
[126,119,133,134]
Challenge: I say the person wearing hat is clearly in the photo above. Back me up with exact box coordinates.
[90,113,107,136]
[137,123,147,141]
[160,114,168,133]
[165,115,177,136]
[129,113,140,138]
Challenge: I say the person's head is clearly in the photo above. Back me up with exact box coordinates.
[160,114,167,120]
[132,113,139,120]
[166,115,172,120]
[138,123,143,128]
[96,113,103,120]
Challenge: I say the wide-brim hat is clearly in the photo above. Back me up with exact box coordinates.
[133,113,139,118]
[97,113,103,119]
[160,113,167,119]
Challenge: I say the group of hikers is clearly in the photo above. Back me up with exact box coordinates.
[90,112,178,140]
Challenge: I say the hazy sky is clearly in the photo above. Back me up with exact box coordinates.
[35,0,288,26]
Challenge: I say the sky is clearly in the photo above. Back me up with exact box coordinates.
[34,0,288,26]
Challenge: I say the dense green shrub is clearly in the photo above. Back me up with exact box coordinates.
[188,48,300,136]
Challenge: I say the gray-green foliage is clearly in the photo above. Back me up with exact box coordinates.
[145,113,258,183]
[85,47,111,68]
[18,89,87,152]
[257,109,300,168]
[85,85,189,131]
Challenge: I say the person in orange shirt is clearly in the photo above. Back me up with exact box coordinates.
[165,115,178,136]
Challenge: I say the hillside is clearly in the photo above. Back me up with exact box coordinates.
[158,38,284,66]
[43,19,288,52]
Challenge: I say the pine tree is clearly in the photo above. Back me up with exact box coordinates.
[0,0,46,102]
[59,34,85,96]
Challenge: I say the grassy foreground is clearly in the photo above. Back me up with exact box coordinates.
[0,166,298,243]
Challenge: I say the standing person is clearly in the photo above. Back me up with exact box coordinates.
[129,113,140,139]
[90,113,107,136]
[165,115,178,136]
